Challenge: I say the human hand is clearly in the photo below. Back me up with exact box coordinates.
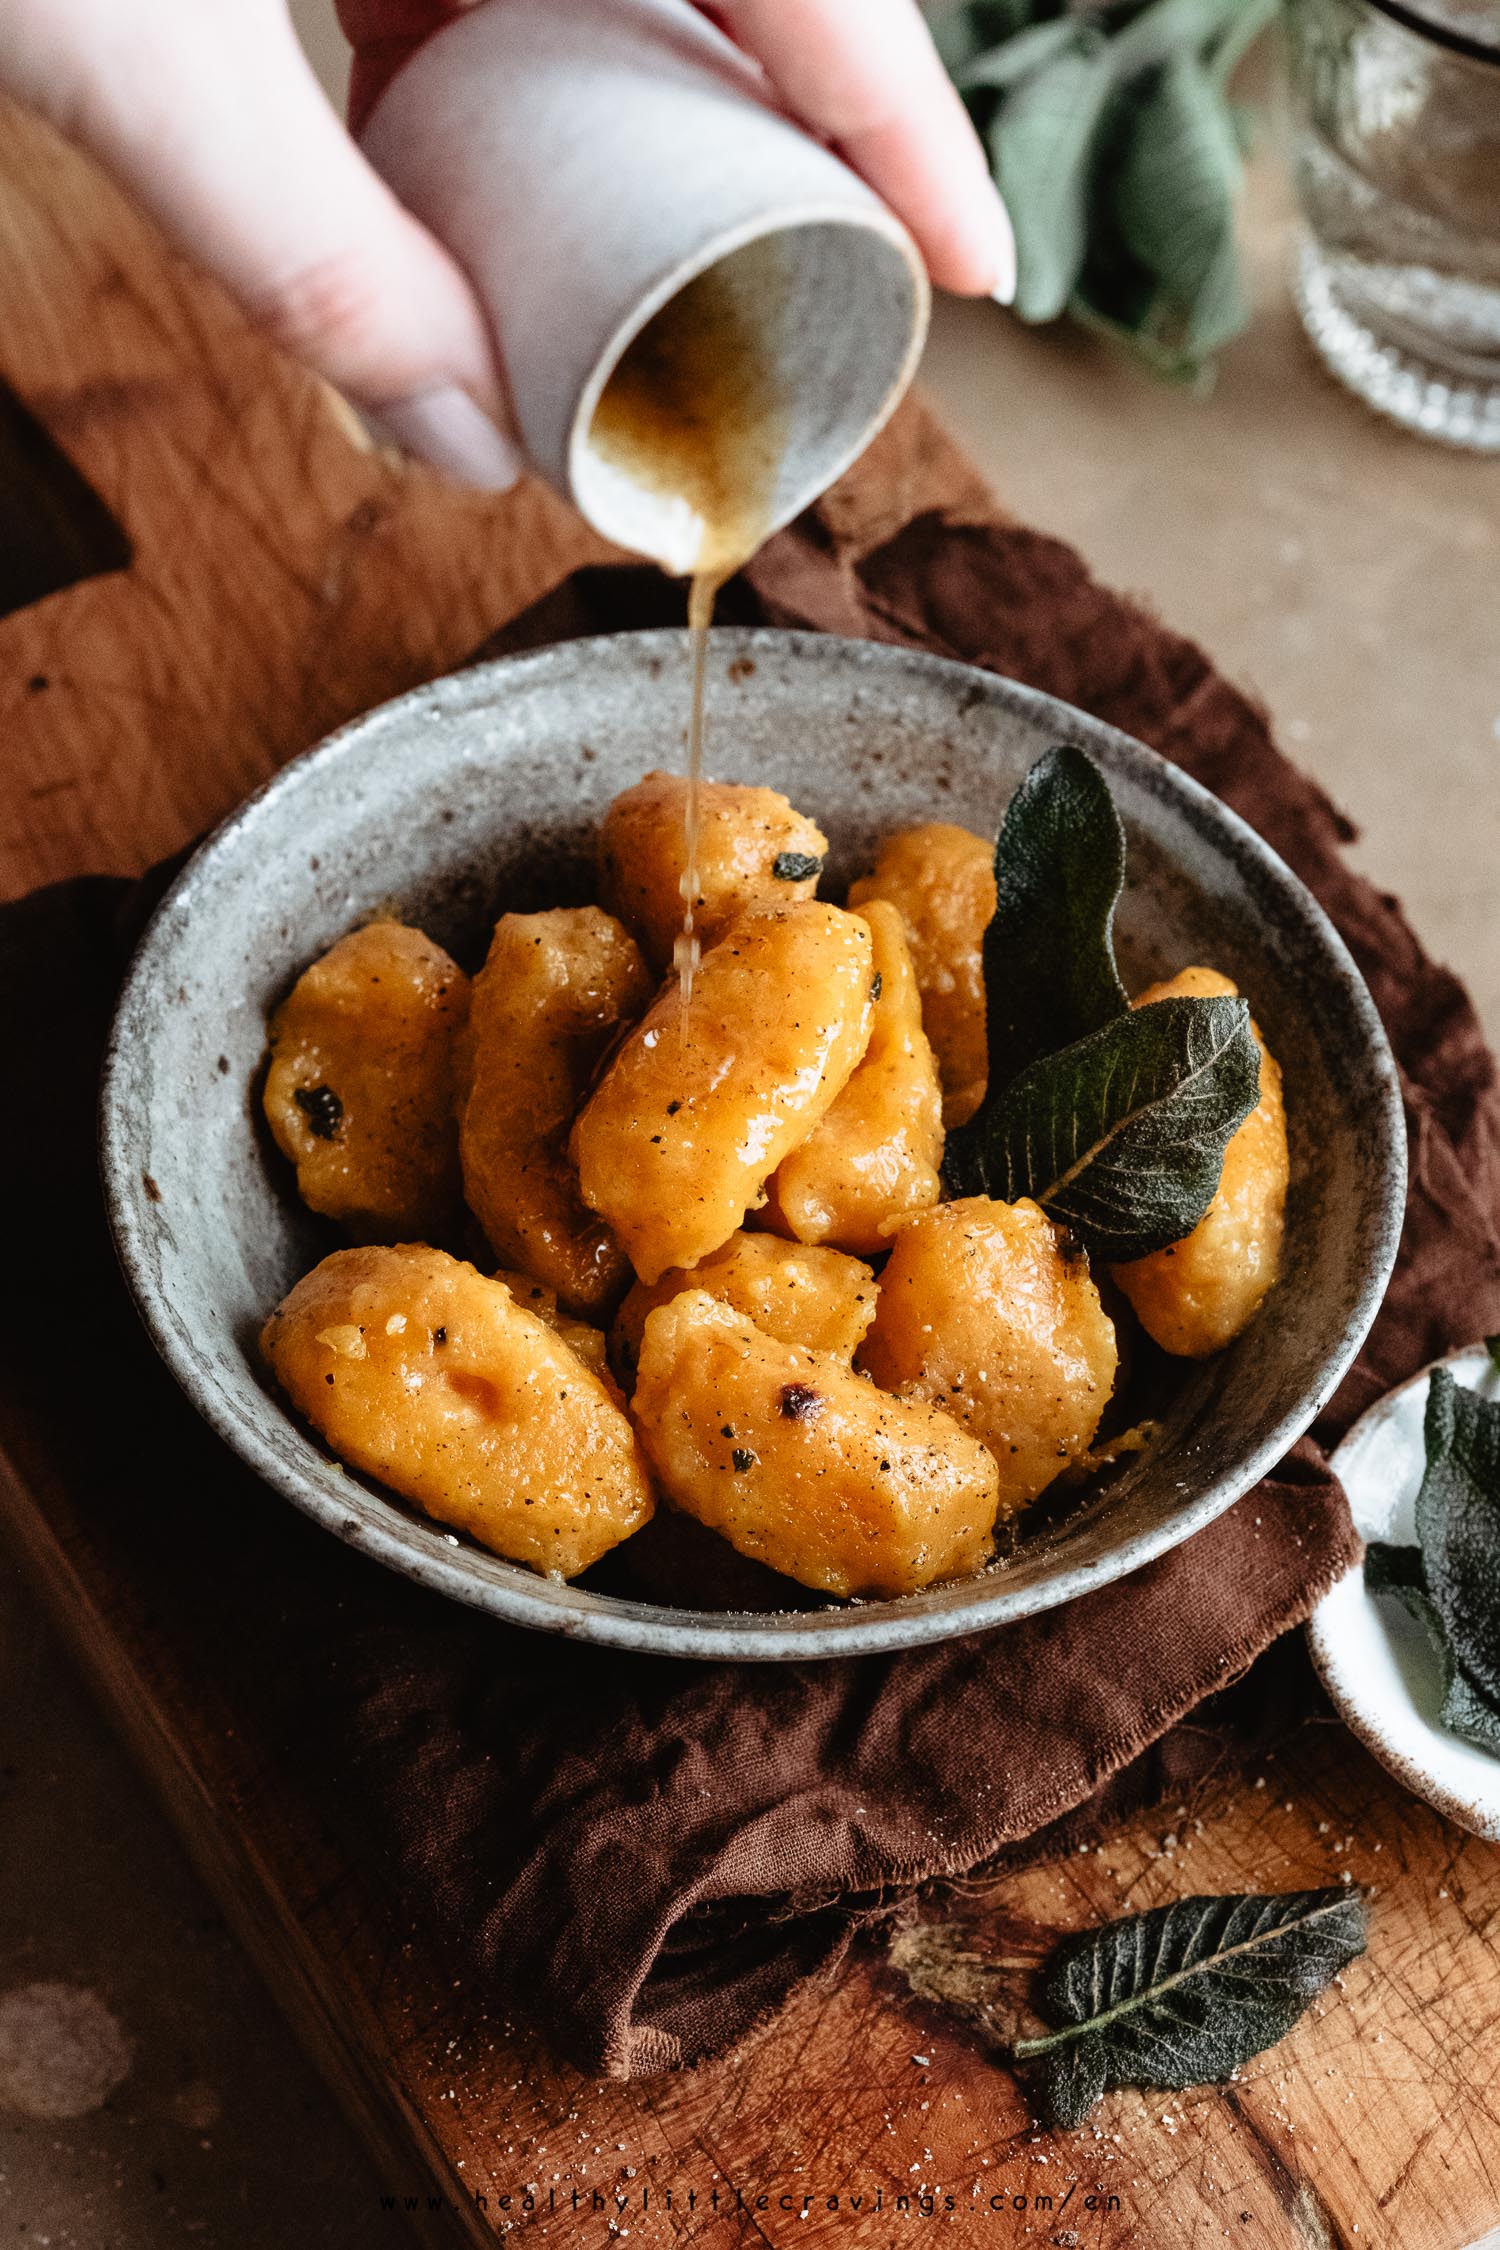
[4,0,1013,489]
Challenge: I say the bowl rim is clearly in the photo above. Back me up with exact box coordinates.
[99,627,1407,1660]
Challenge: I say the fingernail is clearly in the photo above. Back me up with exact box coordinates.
[987,188,1018,307]
[364,385,525,490]
[314,380,375,454]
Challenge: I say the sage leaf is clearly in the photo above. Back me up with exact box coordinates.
[937,0,1270,374]
[943,993,1261,1263]
[1110,49,1247,367]
[956,14,1086,95]
[1207,0,1282,88]
[1013,1888,1368,2130]
[980,744,1129,1090]
[1105,0,1253,81]
[1442,1669,1500,1758]
[1366,1365,1500,1757]
[928,0,1036,80]
[1363,1536,1433,1611]
[986,38,1119,323]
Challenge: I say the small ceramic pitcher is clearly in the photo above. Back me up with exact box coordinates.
[359,0,931,570]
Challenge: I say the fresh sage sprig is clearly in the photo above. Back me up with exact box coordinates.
[941,744,1262,1263]
[980,744,1128,1087]
[1014,1887,1368,2129]
[1366,1354,1500,1758]
[947,993,1260,1262]
[931,0,1277,380]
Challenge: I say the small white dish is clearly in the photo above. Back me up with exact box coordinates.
[100,631,1403,1660]
[1309,1343,1500,1839]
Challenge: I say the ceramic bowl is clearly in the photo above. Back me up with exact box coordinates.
[1308,1346,1500,1840]
[100,631,1405,1660]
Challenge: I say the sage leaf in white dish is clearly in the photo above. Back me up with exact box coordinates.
[1308,1346,1500,1844]
[1014,1887,1368,2130]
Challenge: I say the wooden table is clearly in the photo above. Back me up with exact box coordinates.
[3,95,1500,2250]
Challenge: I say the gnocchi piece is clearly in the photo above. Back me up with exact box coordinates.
[859,1197,1118,1521]
[1111,967,1289,1358]
[493,1268,612,1384]
[261,1244,653,1578]
[263,920,469,1241]
[459,908,653,1316]
[571,903,875,1284]
[631,1291,1000,1598]
[598,770,828,969]
[611,1229,877,1384]
[848,822,995,1128]
[762,898,943,1253]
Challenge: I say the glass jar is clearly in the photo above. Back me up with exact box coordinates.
[1285,0,1500,447]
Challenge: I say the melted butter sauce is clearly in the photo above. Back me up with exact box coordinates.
[588,245,789,1011]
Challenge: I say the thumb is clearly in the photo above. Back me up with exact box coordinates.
[10,0,522,485]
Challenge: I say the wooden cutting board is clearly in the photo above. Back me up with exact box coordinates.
[3,96,1499,2250]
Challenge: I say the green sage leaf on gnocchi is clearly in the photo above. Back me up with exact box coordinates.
[943,993,1261,1262]
[1012,1887,1368,2131]
[981,743,1129,1088]
[1365,1365,1500,1758]
[773,850,823,882]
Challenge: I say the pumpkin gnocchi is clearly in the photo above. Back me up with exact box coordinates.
[631,1290,1000,1598]
[762,898,943,1254]
[1111,968,1288,1358]
[859,1197,1118,1522]
[263,920,469,1242]
[261,1244,653,1578]
[256,760,1288,1603]
[611,1229,877,1383]
[492,1268,614,1386]
[848,821,995,1128]
[459,907,652,1315]
[599,770,827,969]
[570,901,875,1284]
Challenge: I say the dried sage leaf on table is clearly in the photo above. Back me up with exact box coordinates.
[1013,1888,1368,2130]
[979,743,1129,1089]
[1366,1365,1500,1757]
[944,991,1261,1263]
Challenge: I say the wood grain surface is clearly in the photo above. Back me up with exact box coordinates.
[2,95,1498,2250]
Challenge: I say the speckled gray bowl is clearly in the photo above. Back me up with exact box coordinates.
[100,631,1405,1660]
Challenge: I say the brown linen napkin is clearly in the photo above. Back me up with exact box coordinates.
[7,504,1498,2087]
